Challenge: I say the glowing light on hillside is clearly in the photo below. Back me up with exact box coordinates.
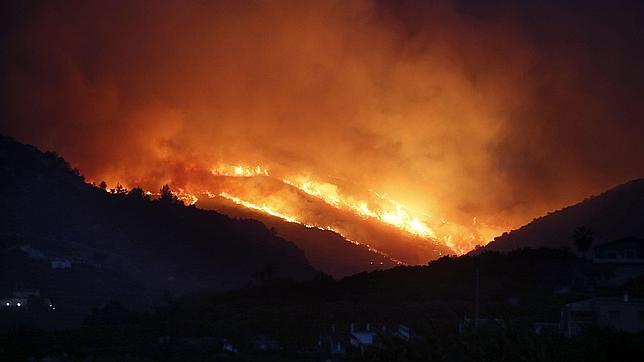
[209,192,404,264]
[212,164,269,177]
[218,192,299,223]
[93,164,501,257]
[173,189,199,205]
[282,176,436,239]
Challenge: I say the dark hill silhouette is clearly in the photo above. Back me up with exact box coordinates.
[479,179,644,253]
[198,197,399,278]
[0,135,317,326]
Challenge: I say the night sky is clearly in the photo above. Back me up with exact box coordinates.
[2,0,644,249]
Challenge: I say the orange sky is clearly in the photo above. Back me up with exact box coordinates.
[2,0,644,254]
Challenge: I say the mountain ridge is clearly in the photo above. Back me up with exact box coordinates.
[0,135,318,326]
[478,178,644,253]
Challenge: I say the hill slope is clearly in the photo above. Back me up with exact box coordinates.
[0,135,317,325]
[198,197,399,278]
[480,179,644,253]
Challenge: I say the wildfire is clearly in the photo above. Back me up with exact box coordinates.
[174,189,199,206]
[212,191,405,264]
[203,163,502,256]
[282,177,436,239]
[96,163,501,259]
[212,164,269,177]
[218,191,299,223]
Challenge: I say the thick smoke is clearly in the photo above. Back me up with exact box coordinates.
[2,0,644,231]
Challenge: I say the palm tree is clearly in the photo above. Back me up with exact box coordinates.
[573,226,594,259]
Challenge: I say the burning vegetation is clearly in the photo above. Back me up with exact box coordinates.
[97,163,503,262]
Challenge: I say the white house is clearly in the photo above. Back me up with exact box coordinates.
[561,294,644,336]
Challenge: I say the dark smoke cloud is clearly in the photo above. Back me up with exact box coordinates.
[2,0,644,230]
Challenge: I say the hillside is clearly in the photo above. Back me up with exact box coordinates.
[197,197,398,278]
[190,175,454,266]
[0,135,317,326]
[480,179,644,253]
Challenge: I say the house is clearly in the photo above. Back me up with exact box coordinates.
[319,322,413,355]
[395,324,411,341]
[0,290,55,310]
[318,333,349,355]
[222,338,238,353]
[594,237,644,262]
[560,293,644,336]
[592,237,644,285]
[1,297,27,308]
[320,322,397,355]
[318,324,350,355]
[349,323,376,350]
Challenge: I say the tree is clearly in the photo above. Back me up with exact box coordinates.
[159,184,179,204]
[99,181,107,190]
[573,226,594,259]
[114,183,127,194]
[128,187,148,200]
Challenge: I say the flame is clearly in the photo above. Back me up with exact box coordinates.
[96,164,503,258]
[205,164,501,255]
[174,189,199,206]
[213,191,405,264]
[218,191,300,223]
[212,164,269,177]
[282,177,436,238]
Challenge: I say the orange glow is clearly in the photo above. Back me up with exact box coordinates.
[8,0,569,263]
[212,164,270,177]
[200,164,502,256]
[212,190,405,264]
[174,189,199,206]
[282,177,437,238]
[218,191,299,223]
[94,160,504,260]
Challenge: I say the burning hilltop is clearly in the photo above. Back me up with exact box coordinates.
[123,163,504,264]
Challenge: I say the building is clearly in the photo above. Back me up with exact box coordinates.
[560,294,644,336]
[594,237,644,262]
[319,322,412,355]
[593,237,644,285]
[1,297,27,308]
[222,338,238,353]
[395,324,411,341]
[0,290,55,310]
[350,324,376,350]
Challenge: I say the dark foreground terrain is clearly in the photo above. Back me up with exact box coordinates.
[2,247,643,361]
